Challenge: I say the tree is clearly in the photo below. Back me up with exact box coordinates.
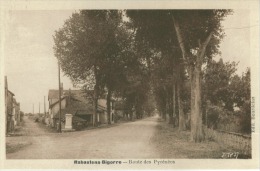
[53,10,125,126]
[152,55,170,120]
[122,49,152,120]
[171,10,232,142]
[231,68,250,109]
[203,58,238,110]
[231,68,251,133]
[126,10,183,128]
[203,59,251,133]
[127,10,232,141]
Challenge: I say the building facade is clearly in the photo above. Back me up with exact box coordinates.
[5,76,21,134]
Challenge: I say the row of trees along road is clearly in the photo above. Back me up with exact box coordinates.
[53,10,250,143]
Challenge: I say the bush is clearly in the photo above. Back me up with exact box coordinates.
[114,113,123,122]
[205,102,251,134]
[234,110,251,134]
[72,121,88,130]
[206,104,234,131]
[206,105,224,129]
[41,117,46,124]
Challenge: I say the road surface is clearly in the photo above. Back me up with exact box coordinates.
[7,116,159,159]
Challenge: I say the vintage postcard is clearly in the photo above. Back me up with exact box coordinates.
[0,0,259,170]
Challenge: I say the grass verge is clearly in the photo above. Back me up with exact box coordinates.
[151,119,249,159]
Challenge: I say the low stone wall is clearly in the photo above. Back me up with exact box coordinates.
[205,127,251,156]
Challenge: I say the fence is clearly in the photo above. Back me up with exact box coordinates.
[205,127,251,156]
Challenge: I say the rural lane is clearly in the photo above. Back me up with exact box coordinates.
[6,116,159,159]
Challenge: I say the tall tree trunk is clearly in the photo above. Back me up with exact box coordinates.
[93,65,98,126]
[173,82,176,118]
[172,60,176,126]
[175,84,179,127]
[169,83,175,126]
[177,65,186,131]
[168,89,174,125]
[162,99,167,120]
[190,37,213,142]
[172,15,212,142]
[190,65,204,141]
[107,88,111,124]
[162,86,167,120]
[161,95,167,120]
[177,85,184,130]
[134,96,138,120]
[93,84,98,126]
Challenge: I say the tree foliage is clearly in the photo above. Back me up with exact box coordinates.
[53,9,250,138]
[127,10,232,142]
[53,10,123,85]
[203,59,251,133]
[203,58,238,110]
[53,10,127,125]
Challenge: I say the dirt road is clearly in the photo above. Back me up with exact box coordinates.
[6,116,159,159]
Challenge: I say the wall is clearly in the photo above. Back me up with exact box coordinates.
[98,99,114,124]
[49,98,66,127]
[99,112,107,124]
[14,103,20,126]
[6,92,14,133]
[49,98,59,106]
[50,98,66,116]
[205,127,251,156]
[98,99,107,108]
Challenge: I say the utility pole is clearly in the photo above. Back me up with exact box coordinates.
[58,62,62,133]
[44,96,46,118]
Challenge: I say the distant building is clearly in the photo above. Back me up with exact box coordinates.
[5,76,21,134]
[13,99,21,126]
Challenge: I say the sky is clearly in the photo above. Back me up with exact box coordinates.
[218,10,250,72]
[4,10,251,113]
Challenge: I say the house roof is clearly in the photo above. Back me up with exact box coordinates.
[49,96,67,109]
[53,98,103,118]
[50,89,111,119]
[8,90,14,96]
[53,98,91,117]
[48,89,93,103]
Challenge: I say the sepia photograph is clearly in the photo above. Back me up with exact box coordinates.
[0,0,259,170]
